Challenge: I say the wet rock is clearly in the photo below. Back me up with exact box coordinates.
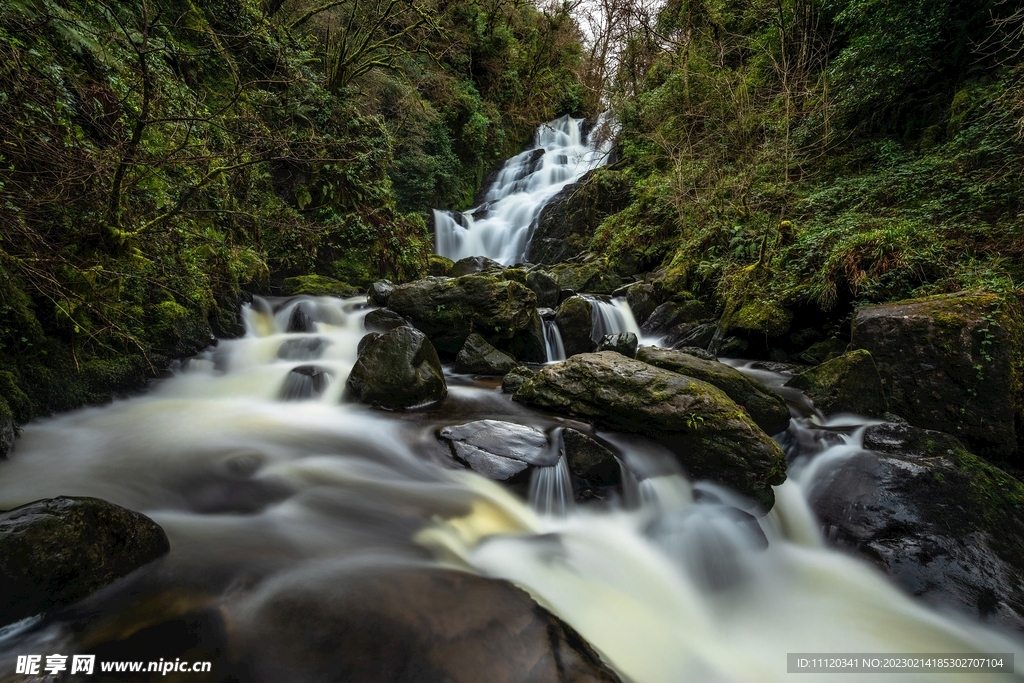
[367,279,394,307]
[666,322,717,350]
[727,300,792,338]
[0,497,169,625]
[438,420,554,481]
[674,346,716,361]
[281,275,359,298]
[364,308,409,333]
[596,332,638,358]
[555,295,595,357]
[357,332,381,355]
[640,300,707,337]
[232,568,621,683]
[347,327,447,409]
[636,347,791,435]
[785,349,887,417]
[559,288,576,304]
[562,428,619,486]
[286,304,315,333]
[454,333,518,375]
[277,337,329,361]
[794,337,848,365]
[809,422,1024,629]
[625,282,658,326]
[514,352,787,508]
[548,260,623,295]
[502,365,534,394]
[280,365,331,401]
[387,275,544,361]
[526,270,560,309]
[851,292,1021,459]
[428,254,454,277]
[451,256,502,277]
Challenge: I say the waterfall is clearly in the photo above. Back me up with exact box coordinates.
[586,295,642,343]
[542,312,566,362]
[434,113,615,265]
[528,440,574,517]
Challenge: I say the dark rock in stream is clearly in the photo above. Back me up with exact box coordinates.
[280,365,331,401]
[514,352,787,508]
[640,300,707,338]
[502,365,535,394]
[451,255,502,276]
[232,568,622,683]
[364,307,409,333]
[624,282,657,326]
[0,497,169,625]
[636,347,791,435]
[438,420,555,482]
[562,428,619,487]
[454,333,518,375]
[785,349,887,417]
[596,332,638,358]
[367,279,395,307]
[286,303,315,333]
[555,295,595,357]
[809,421,1024,629]
[347,327,447,409]
[526,270,560,309]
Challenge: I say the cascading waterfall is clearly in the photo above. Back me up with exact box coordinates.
[542,313,566,362]
[586,295,642,343]
[0,295,1020,682]
[434,113,615,265]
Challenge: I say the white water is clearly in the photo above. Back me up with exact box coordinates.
[542,314,567,362]
[586,295,642,343]
[435,114,615,265]
[0,296,1020,682]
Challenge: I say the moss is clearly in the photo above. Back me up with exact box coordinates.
[729,300,792,337]
[281,275,360,298]
[427,255,454,277]
[786,349,888,416]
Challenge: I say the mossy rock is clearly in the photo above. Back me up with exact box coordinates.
[637,347,791,434]
[554,296,595,357]
[785,350,887,417]
[852,291,1023,459]
[0,497,170,625]
[147,300,215,358]
[795,337,848,365]
[346,327,447,409]
[547,260,623,295]
[281,275,360,298]
[454,333,518,375]
[502,365,534,394]
[514,352,786,508]
[728,300,792,337]
[428,255,454,277]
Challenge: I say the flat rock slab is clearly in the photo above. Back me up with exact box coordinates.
[439,420,555,481]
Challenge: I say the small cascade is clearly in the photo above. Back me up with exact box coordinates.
[528,431,575,516]
[541,312,566,362]
[434,113,615,265]
[586,295,642,343]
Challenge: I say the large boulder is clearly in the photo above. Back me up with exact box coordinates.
[851,292,1022,459]
[636,347,791,435]
[809,421,1024,629]
[364,308,409,333]
[438,420,554,482]
[367,280,394,307]
[625,282,658,326]
[451,256,502,277]
[640,300,707,337]
[526,270,560,309]
[454,333,518,375]
[428,254,454,277]
[387,275,545,361]
[346,327,447,409]
[0,497,169,625]
[231,568,621,683]
[514,352,787,508]
[547,260,622,295]
[562,428,619,487]
[784,349,887,417]
[596,332,638,358]
[554,296,595,357]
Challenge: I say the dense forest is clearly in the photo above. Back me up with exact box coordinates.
[1,0,1023,437]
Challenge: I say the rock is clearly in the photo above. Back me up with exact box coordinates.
[286,303,315,333]
[674,346,716,361]
[727,300,792,337]
[231,568,621,683]
[346,327,447,409]
[280,365,331,401]
[641,300,707,337]
[809,422,1024,629]
[548,260,623,295]
[502,366,534,394]
[277,336,329,361]
[514,352,787,507]
[526,270,560,309]
[636,347,791,435]
[438,420,554,481]
[625,282,658,325]
[387,275,544,361]
[364,308,409,333]
[596,332,638,358]
[562,428,619,486]
[558,288,576,304]
[428,254,454,277]
[451,256,502,277]
[851,292,1021,459]
[665,322,717,350]
[281,275,359,298]
[555,296,595,357]
[367,279,394,307]
[795,337,848,365]
[357,332,381,355]
[454,333,518,375]
[785,349,887,417]
[0,497,169,625]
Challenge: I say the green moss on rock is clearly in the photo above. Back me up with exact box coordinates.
[281,275,361,298]
[785,349,887,417]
